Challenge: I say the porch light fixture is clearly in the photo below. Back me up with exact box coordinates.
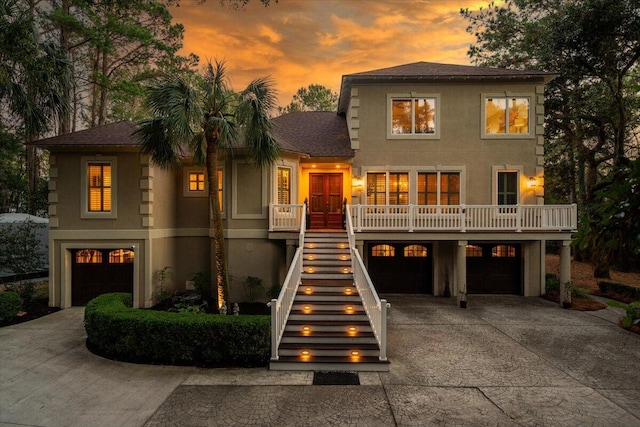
[351,176,364,192]
[527,176,537,188]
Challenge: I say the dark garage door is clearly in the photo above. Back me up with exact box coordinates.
[72,248,134,305]
[466,244,521,294]
[367,243,433,293]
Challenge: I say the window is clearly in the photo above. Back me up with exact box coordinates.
[371,244,395,257]
[188,172,205,192]
[492,245,516,257]
[389,173,409,205]
[88,163,111,212]
[277,167,291,204]
[497,171,518,205]
[466,245,483,257]
[484,97,530,135]
[108,249,134,264]
[404,245,427,257]
[366,173,387,205]
[75,249,102,264]
[388,94,440,138]
[418,172,460,205]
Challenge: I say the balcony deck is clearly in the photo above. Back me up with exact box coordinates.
[270,204,577,234]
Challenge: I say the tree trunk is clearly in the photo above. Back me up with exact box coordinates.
[206,139,229,312]
[26,144,39,215]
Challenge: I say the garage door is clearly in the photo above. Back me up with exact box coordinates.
[367,243,433,293]
[466,244,521,294]
[72,248,134,305]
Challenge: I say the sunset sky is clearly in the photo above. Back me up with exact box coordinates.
[170,0,492,108]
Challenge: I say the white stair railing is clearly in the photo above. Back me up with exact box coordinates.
[269,203,306,361]
[346,204,389,361]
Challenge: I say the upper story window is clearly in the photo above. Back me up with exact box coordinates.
[277,167,291,204]
[497,171,518,205]
[81,156,117,219]
[388,94,440,139]
[88,163,112,212]
[389,173,409,205]
[366,173,387,205]
[483,96,530,136]
[184,167,223,212]
[418,172,460,205]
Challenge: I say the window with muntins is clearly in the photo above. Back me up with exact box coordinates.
[485,97,529,135]
[497,171,518,205]
[389,173,409,205]
[371,244,395,257]
[418,172,460,205]
[367,173,387,205]
[277,167,291,204]
[404,245,428,257]
[391,97,437,135]
[188,172,205,192]
[88,163,111,212]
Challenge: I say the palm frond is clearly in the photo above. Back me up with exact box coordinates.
[146,76,201,144]
[191,131,207,165]
[134,117,182,170]
[237,76,280,166]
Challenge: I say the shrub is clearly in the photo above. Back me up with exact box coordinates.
[0,292,22,322]
[598,281,640,301]
[628,301,640,322]
[545,273,560,294]
[84,293,270,367]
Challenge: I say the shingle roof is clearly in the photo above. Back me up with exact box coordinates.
[30,120,139,147]
[338,61,556,113]
[272,111,353,158]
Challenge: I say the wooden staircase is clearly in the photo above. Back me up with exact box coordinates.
[270,231,389,371]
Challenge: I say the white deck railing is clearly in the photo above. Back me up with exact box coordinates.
[349,204,577,233]
[269,204,306,361]
[269,204,305,231]
[346,205,389,361]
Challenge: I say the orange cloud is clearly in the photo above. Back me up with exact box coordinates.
[170,0,484,108]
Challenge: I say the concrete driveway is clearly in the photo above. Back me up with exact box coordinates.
[1,296,639,426]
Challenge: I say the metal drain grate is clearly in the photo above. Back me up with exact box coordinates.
[313,371,360,385]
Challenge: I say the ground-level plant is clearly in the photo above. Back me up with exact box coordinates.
[0,292,22,323]
[84,293,270,367]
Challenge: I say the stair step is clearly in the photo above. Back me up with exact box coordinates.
[281,335,377,345]
[292,301,364,311]
[270,359,389,372]
[297,285,357,294]
[295,294,361,302]
[302,267,353,275]
[285,322,372,333]
[301,279,354,286]
[302,273,354,280]
[303,253,351,261]
[288,313,369,321]
[303,248,350,254]
[304,233,347,239]
[303,259,351,266]
[304,237,349,243]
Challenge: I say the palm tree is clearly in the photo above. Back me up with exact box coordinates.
[135,60,279,310]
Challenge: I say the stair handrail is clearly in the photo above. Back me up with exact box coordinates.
[345,204,389,361]
[269,202,306,361]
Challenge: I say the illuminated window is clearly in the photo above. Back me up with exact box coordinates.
[277,167,291,204]
[389,173,409,205]
[188,172,205,192]
[75,249,102,264]
[366,173,387,205]
[391,97,437,135]
[492,245,516,257]
[497,171,518,205]
[418,172,460,205]
[484,97,529,135]
[404,245,427,257]
[88,163,111,212]
[108,249,134,263]
[466,245,483,257]
[371,244,395,257]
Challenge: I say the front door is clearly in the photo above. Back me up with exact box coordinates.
[309,173,343,229]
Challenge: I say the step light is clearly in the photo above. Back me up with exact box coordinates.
[347,326,357,335]
[302,326,311,335]
[303,305,312,313]
[340,255,348,260]
[342,268,351,273]
[345,305,354,313]
[304,287,313,294]
[307,255,314,260]
[344,287,353,295]
[301,350,311,360]
[351,350,360,356]
[307,243,314,248]
[339,243,346,248]
[307,267,314,273]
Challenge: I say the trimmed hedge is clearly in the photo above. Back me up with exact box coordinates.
[598,281,640,301]
[84,293,270,367]
[0,291,22,323]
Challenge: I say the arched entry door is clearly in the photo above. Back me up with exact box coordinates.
[309,173,343,229]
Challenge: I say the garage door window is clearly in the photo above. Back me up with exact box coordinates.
[492,245,516,257]
[371,244,395,257]
[75,249,102,263]
[466,245,483,257]
[109,249,134,263]
[404,245,428,257]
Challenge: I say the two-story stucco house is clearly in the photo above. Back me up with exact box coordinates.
[33,62,576,370]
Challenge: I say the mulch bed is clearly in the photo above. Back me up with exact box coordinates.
[0,299,60,327]
[541,291,607,311]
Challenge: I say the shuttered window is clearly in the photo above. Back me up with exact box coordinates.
[88,163,111,212]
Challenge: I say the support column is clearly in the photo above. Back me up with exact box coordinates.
[456,240,468,308]
[559,240,572,308]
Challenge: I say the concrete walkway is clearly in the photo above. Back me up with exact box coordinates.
[1,296,639,426]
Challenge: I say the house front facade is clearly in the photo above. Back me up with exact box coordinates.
[34,62,575,311]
